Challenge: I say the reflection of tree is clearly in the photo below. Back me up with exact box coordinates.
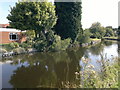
[118,41,120,57]
[54,48,85,87]
[103,41,113,46]
[89,42,104,55]
[9,48,85,88]
[9,65,57,88]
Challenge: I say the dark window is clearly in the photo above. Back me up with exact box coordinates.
[9,33,18,40]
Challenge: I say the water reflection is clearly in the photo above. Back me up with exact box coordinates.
[1,41,118,88]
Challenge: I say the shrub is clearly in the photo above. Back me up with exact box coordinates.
[77,30,91,44]
[13,47,26,54]
[61,38,71,50]
[74,56,119,88]
[34,31,71,52]
[0,48,7,53]
[104,28,114,37]
[23,30,35,42]
[20,42,33,49]
[89,22,106,39]
[50,35,71,51]
[9,42,19,49]
[34,39,48,52]
[19,43,28,49]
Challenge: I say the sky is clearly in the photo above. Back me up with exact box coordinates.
[0,0,119,29]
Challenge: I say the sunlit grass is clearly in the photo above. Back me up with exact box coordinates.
[103,37,118,39]
[90,38,101,41]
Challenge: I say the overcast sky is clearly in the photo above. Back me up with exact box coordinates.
[0,0,119,29]
[82,0,119,29]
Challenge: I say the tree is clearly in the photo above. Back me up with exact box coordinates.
[77,29,91,44]
[118,26,120,37]
[7,0,57,38]
[54,2,83,42]
[89,22,106,39]
[104,28,114,37]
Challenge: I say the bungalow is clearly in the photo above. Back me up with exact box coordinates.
[0,28,26,44]
[0,24,10,28]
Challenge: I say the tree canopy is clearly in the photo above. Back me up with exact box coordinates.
[7,1,57,33]
[105,28,114,37]
[54,2,83,42]
[89,22,106,39]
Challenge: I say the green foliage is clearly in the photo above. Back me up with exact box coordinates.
[0,48,7,53]
[7,1,57,34]
[83,56,118,88]
[34,30,56,51]
[20,30,35,49]
[23,30,35,39]
[34,39,48,52]
[54,2,83,42]
[34,34,71,52]
[77,29,91,44]
[50,35,71,51]
[67,56,119,88]
[105,28,114,37]
[19,42,32,49]
[9,42,19,49]
[89,22,106,39]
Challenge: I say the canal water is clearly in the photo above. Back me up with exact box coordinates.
[1,41,119,88]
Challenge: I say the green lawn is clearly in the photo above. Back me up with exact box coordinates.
[103,37,118,39]
[90,38,101,41]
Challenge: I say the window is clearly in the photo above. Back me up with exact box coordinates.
[9,33,18,40]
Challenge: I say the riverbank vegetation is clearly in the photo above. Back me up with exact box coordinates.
[65,56,119,88]
[1,49,119,88]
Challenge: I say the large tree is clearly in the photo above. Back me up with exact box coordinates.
[104,28,114,37]
[54,1,83,42]
[89,22,106,39]
[7,0,57,37]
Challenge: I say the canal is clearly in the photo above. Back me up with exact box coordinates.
[1,41,119,88]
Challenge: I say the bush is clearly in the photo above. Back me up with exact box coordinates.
[0,48,7,53]
[19,42,33,49]
[73,56,119,88]
[50,35,71,51]
[23,30,35,42]
[104,28,114,37]
[34,30,71,52]
[34,34,71,52]
[77,30,91,44]
[13,47,26,54]
[34,39,48,52]
[19,43,28,49]
[89,22,106,39]
[9,42,19,49]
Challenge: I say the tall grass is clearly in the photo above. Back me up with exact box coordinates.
[64,56,119,88]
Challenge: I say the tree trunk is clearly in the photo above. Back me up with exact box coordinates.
[35,30,38,38]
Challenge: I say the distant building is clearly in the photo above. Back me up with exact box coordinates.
[0,24,10,28]
[0,28,26,44]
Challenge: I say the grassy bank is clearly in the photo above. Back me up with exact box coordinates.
[90,38,101,41]
[103,37,118,39]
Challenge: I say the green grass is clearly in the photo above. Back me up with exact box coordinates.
[0,43,9,46]
[103,37,118,39]
[90,38,101,41]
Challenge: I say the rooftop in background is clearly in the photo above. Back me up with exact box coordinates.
[0,24,9,28]
[0,28,22,32]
